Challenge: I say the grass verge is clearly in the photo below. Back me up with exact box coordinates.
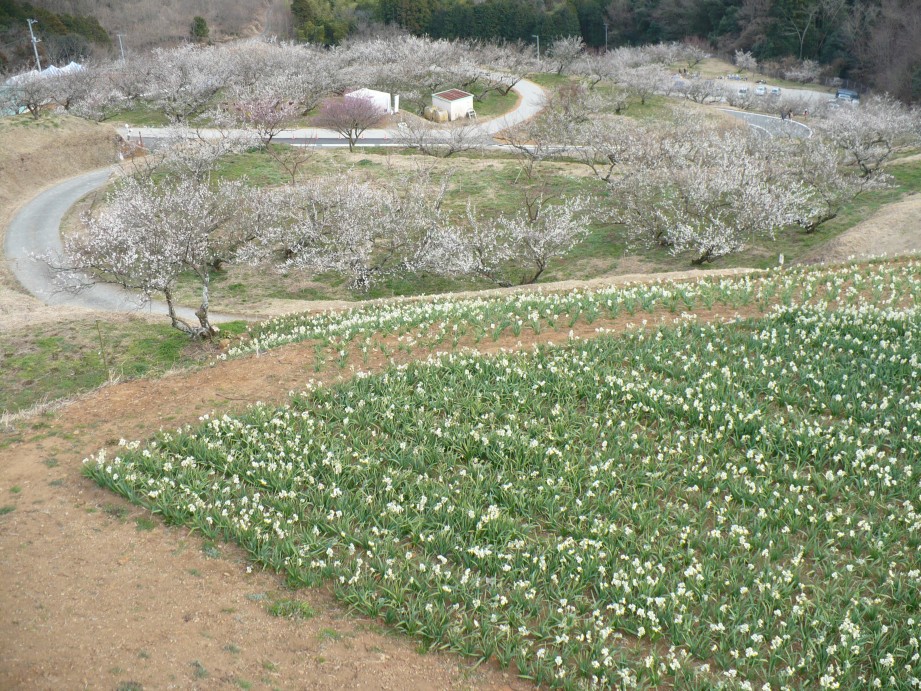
[0,316,244,415]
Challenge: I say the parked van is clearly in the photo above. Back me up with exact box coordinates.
[836,88,860,102]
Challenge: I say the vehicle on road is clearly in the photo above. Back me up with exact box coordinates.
[770,87,781,96]
[754,85,767,96]
[738,87,749,95]
[836,88,860,102]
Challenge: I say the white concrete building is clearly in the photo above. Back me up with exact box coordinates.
[432,89,475,121]
[345,87,396,114]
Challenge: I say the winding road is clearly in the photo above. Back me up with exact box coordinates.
[123,78,548,148]
[4,79,547,319]
[719,108,812,138]
[3,167,250,323]
[3,79,810,319]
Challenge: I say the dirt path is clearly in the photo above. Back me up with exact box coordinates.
[0,117,527,690]
[0,302,766,690]
[798,192,921,264]
[0,334,544,690]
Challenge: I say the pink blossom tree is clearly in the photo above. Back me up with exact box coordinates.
[220,95,301,148]
[313,95,387,151]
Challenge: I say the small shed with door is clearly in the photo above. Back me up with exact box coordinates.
[432,89,475,121]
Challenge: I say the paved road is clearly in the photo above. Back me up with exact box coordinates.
[4,78,547,318]
[121,78,547,147]
[4,167,244,323]
[719,109,812,138]
[7,79,812,321]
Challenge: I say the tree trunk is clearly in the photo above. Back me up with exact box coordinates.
[163,287,198,338]
[802,210,837,233]
[196,272,216,339]
[522,258,546,285]
[691,250,713,266]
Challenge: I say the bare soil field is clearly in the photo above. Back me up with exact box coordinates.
[3,116,921,690]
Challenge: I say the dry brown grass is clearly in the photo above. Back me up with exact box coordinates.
[32,0,292,50]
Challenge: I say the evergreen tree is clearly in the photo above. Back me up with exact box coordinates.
[190,16,209,41]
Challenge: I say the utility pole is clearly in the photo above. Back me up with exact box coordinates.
[603,22,609,52]
[117,34,126,62]
[532,34,540,68]
[26,18,42,71]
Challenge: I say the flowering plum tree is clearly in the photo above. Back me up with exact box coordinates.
[68,58,154,122]
[124,125,257,182]
[783,58,822,83]
[245,171,454,291]
[460,195,592,285]
[217,90,301,148]
[222,41,340,113]
[571,52,616,90]
[612,121,816,264]
[44,66,96,112]
[678,41,710,70]
[814,95,920,178]
[679,78,720,104]
[333,36,473,114]
[497,194,591,284]
[395,118,489,157]
[547,37,585,76]
[777,135,887,233]
[313,95,387,151]
[466,42,529,99]
[734,49,758,74]
[266,139,318,184]
[146,45,231,123]
[1,71,52,118]
[617,64,673,105]
[62,173,260,337]
[565,117,646,182]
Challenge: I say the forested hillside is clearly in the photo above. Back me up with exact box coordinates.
[1,0,292,71]
[3,0,919,104]
[0,0,109,70]
[373,0,921,102]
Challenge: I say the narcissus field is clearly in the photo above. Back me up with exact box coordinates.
[88,260,921,690]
